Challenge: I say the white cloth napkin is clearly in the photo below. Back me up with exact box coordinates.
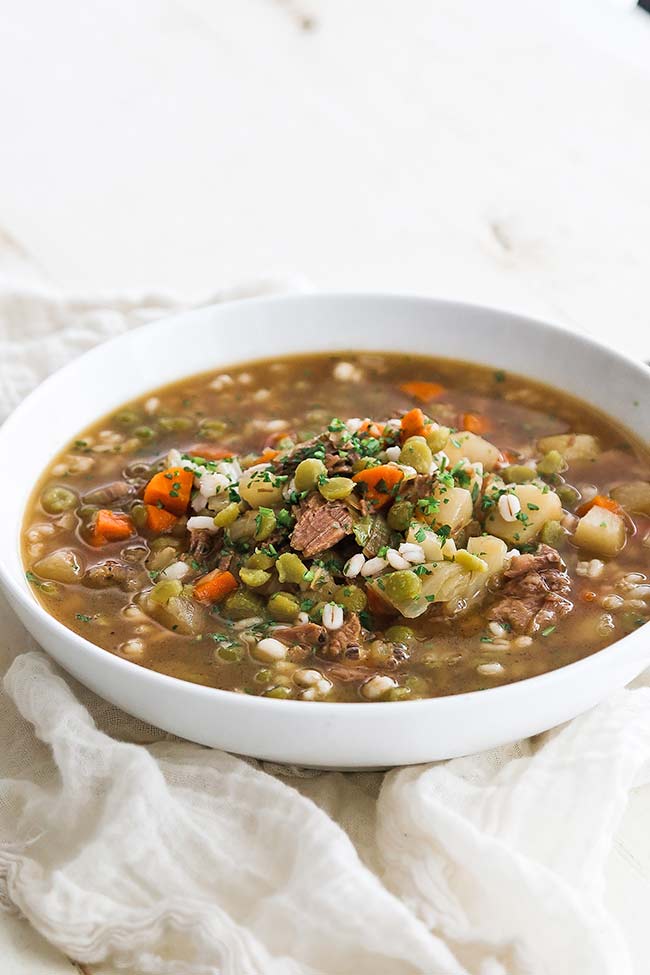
[2,281,650,975]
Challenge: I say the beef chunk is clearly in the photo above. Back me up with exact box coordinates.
[487,544,573,635]
[504,543,564,579]
[291,494,353,558]
[324,448,360,476]
[324,612,362,659]
[83,560,140,591]
[326,663,377,683]
[82,481,135,506]
[398,474,437,503]
[188,529,220,566]
[274,622,327,647]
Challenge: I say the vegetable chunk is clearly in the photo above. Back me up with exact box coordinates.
[574,506,626,557]
[443,431,500,471]
[144,467,194,515]
[537,433,600,462]
[485,484,561,545]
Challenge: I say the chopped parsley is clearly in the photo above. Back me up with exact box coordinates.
[75,613,92,623]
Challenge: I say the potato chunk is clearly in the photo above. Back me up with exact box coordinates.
[574,505,626,557]
[610,481,650,516]
[537,433,600,462]
[429,485,473,535]
[139,590,207,635]
[466,534,508,574]
[443,431,501,471]
[484,484,562,545]
[34,549,84,584]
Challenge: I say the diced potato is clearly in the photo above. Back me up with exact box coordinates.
[467,534,508,574]
[574,506,626,557]
[451,535,508,608]
[405,524,444,561]
[139,591,207,635]
[484,484,562,545]
[429,485,473,535]
[537,433,600,462]
[443,431,501,471]
[34,549,84,584]
[610,481,650,516]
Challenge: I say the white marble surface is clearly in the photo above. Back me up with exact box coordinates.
[1,1,650,972]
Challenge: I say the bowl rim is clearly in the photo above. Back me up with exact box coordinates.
[1,289,649,717]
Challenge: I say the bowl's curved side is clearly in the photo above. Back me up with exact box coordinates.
[1,293,649,766]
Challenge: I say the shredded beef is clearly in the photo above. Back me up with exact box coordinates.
[398,474,437,503]
[274,621,326,647]
[82,481,135,506]
[83,560,140,591]
[323,612,362,659]
[324,448,360,476]
[217,552,234,573]
[487,544,573,635]
[188,529,220,566]
[504,544,564,579]
[326,662,377,683]
[291,494,353,558]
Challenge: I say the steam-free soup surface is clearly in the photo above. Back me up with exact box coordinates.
[22,352,650,702]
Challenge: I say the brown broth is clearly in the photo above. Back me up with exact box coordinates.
[22,351,650,701]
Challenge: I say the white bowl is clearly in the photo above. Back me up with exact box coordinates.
[1,293,649,768]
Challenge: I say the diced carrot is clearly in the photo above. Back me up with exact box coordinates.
[248,447,279,467]
[400,408,427,442]
[461,412,490,435]
[193,569,238,604]
[581,590,597,603]
[358,419,385,439]
[400,381,445,403]
[145,504,179,534]
[90,509,135,546]
[189,444,235,461]
[143,467,194,516]
[352,465,404,509]
[576,495,623,518]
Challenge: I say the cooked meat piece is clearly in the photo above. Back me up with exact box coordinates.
[324,612,362,658]
[274,621,327,647]
[324,448,360,476]
[291,494,353,558]
[398,474,437,502]
[82,481,135,506]
[83,560,140,591]
[487,544,572,634]
[217,552,234,573]
[504,543,564,579]
[272,436,324,477]
[188,529,220,565]
[326,663,377,683]
[286,645,313,663]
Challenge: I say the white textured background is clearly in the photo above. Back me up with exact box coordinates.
[1,1,650,972]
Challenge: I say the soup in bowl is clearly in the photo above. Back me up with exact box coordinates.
[1,294,649,766]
